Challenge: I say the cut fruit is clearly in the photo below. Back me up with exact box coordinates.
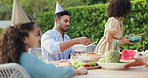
[120,50,139,63]
[99,58,106,63]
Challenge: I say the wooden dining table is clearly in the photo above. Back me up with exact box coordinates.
[44,60,148,78]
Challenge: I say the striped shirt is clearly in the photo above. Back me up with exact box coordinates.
[41,28,73,61]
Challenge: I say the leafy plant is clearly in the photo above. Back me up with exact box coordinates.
[38,0,148,51]
[0,28,4,36]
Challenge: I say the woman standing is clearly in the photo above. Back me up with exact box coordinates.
[95,0,133,54]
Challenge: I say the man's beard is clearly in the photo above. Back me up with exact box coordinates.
[60,26,68,32]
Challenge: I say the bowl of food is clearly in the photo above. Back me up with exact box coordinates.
[127,36,142,43]
[98,62,128,70]
[71,44,87,52]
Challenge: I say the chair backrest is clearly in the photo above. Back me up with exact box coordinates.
[29,48,42,59]
[0,63,31,78]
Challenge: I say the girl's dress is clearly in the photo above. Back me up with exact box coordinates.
[95,17,123,54]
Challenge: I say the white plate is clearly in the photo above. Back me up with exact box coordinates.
[98,62,128,70]
[87,56,104,59]
[75,56,90,61]
[85,66,101,69]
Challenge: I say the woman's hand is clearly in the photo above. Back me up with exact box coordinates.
[124,58,144,69]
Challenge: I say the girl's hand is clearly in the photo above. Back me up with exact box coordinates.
[120,36,133,44]
[74,66,88,75]
[77,66,88,75]
[106,33,113,43]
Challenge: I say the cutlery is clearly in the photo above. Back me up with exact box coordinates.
[87,41,97,47]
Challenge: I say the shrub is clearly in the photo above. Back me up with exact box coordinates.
[38,0,148,51]
[0,28,4,36]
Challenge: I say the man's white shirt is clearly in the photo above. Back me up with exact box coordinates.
[41,28,73,61]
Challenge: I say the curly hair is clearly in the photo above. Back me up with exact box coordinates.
[0,22,35,64]
[107,0,131,18]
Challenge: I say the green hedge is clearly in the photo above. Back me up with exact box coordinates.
[38,0,148,51]
[0,28,4,36]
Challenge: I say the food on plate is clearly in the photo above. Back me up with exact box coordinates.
[70,60,98,68]
[105,40,120,63]
[82,52,102,62]
[105,50,120,63]
[120,50,139,63]
[98,41,127,70]
[98,50,127,70]
[70,60,84,68]
[57,59,99,69]
[82,52,102,58]
[99,58,106,63]
[98,42,140,69]
[98,50,139,63]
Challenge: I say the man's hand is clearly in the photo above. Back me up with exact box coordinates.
[60,37,91,52]
[76,37,92,45]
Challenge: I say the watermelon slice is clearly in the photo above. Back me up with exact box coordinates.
[120,50,139,63]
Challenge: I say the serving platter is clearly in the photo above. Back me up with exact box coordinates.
[98,62,128,70]
[85,66,101,69]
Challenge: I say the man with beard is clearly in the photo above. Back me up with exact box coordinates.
[41,2,91,61]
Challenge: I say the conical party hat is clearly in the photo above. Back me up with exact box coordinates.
[55,2,64,14]
[11,0,31,26]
